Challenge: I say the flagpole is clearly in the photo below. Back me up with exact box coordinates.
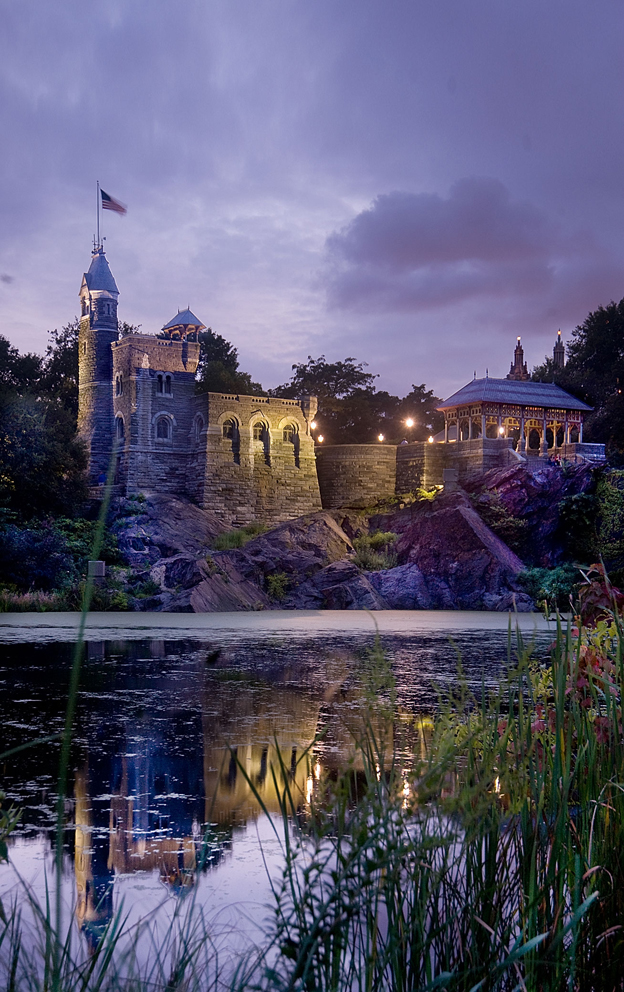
[97,180,100,248]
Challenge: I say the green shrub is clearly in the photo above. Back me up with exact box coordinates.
[517,563,580,611]
[266,571,289,601]
[470,490,528,553]
[211,521,267,550]
[353,530,397,570]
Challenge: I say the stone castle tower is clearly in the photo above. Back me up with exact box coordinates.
[78,246,120,482]
[553,330,565,368]
[77,247,322,525]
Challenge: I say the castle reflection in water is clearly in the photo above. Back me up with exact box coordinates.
[67,636,387,945]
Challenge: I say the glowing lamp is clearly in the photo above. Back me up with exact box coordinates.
[317,434,324,443]
[428,435,434,443]
[378,433,385,442]
[405,417,414,428]
[498,426,505,435]
[310,420,317,429]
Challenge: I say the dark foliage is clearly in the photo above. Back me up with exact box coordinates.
[39,318,80,416]
[533,299,624,453]
[0,523,74,591]
[195,327,265,395]
[0,392,88,520]
[0,517,121,592]
[272,355,443,443]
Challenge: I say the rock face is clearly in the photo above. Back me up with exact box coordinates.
[462,462,596,566]
[112,494,228,568]
[363,491,532,611]
[114,491,535,613]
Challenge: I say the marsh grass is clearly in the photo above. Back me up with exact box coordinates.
[3,533,624,989]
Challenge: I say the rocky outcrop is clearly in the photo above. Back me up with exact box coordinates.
[364,490,532,611]
[116,491,535,613]
[462,462,596,566]
[112,494,228,568]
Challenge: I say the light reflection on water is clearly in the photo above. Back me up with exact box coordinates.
[0,624,553,956]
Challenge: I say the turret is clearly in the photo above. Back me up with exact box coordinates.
[506,336,530,381]
[553,330,565,369]
[77,246,120,483]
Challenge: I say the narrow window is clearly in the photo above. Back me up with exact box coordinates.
[195,416,204,442]
[223,418,240,464]
[253,422,270,465]
[283,424,300,467]
[116,416,125,439]
[82,341,87,355]
[156,417,170,440]
[165,375,172,395]
[157,374,164,394]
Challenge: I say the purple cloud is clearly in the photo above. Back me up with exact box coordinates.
[325,179,565,312]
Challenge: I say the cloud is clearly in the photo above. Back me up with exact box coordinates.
[325,178,566,312]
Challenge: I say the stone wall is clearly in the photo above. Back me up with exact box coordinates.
[396,441,447,491]
[199,392,321,525]
[316,444,397,509]
[111,334,201,496]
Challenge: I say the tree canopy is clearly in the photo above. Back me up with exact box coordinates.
[272,355,443,444]
[0,325,87,520]
[195,328,265,396]
[533,300,624,453]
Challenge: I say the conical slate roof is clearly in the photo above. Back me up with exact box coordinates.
[162,308,205,331]
[84,248,119,294]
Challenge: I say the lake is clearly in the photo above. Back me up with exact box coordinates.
[0,610,557,970]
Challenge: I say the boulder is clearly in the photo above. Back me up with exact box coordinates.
[365,491,530,610]
[462,462,596,566]
[112,494,228,568]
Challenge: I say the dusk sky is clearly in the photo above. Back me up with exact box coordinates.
[1,0,624,399]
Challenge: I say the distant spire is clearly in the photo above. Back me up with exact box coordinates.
[507,336,530,380]
[553,329,565,369]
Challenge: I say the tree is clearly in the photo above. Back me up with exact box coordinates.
[272,355,442,444]
[195,328,265,396]
[39,318,80,417]
[0,391,88,520]
[0,335,42,395]
[532,300,624,452]
[271,355,377,400]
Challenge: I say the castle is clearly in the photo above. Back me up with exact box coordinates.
[78,247,605,522]
[78,247,322,525]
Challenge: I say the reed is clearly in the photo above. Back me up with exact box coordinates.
[2,567,624,989]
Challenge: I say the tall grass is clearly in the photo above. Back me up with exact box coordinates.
[3,558,624,989]
[249,617,624,991]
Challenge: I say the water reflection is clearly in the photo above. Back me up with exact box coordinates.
[0,629,552,954]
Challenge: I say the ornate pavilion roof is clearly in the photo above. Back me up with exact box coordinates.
[437,377,592,413]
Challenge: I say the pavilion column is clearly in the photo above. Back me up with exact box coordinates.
[579,420,583,443]
[564,413,569,447]
[519,408,526,452]
[541,412,548,455]
[481,413,486,439]
[497,405,502,436]
[468,417,473,440]
[444,419,449,444]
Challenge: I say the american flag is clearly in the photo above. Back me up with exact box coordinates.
[101,189,127,215]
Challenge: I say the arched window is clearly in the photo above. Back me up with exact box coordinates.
[194,416,205,442]
[165,375,172,395]
[116,416,125,439]
[283,423,300,467]
[282,424,297,443]
[115,374,123,396]
[156,416,171,440]
[157,374,164,394]
[223,418,240,464]
[252,421,270,465]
